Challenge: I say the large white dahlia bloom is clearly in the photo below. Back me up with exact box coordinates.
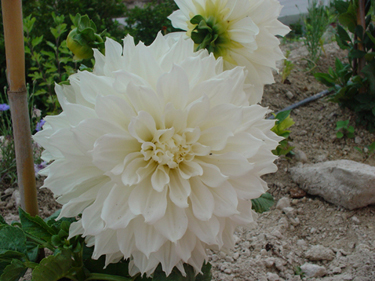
[34,33,281,277]
[168,0,290,104]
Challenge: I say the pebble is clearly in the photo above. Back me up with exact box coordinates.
[282,207,296,218]
[294,149,308,163]
[289,187,306,199]
[12,190,21,207]
[351,216,360,224]
[305,245,335,261]
[300,263,327,277]
[3,187,15,196]
[276,197,290,210]
[332,266,342,274]
[354,136,362,144]
[267,272,283,281]
[264,257,275,267]
[285,91,294,99]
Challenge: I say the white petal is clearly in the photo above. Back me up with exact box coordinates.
[151,165,170,192]
[154,203,188,242]
[189,177,214,221]
[128,111,157,143]
[211,181,239,217]
[128,177,168,223]
[169,169,191,208]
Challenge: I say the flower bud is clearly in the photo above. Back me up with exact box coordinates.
[67,28,94,60]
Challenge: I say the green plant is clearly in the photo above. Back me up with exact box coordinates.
[335,120,355,138]
[24,13,78,114]
[251,193,274,213]
[0,209,212,281]
[303,0,334,69]
[314,0,375,132]
[271,110,295,156]
[355,141,375,157]
[280,50,295,84]
[294,266,305,277]
[122,0,179,45]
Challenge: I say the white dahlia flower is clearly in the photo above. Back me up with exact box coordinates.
[168,0,290,104]
[34,33,281,277]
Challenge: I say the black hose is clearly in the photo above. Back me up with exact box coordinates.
[267,88,333,119]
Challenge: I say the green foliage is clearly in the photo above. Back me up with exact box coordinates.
[122,0,179,46]
[251,193,275,213]
[24,13,79,115]
[271,110,295,156]
[280,51,295,84]
[0,209,213,281]
[0,0,128,114]
[335,120,355,138]
[67,14,105,61]
[294,266,305,277]
[355,141,375,157]
[314,0,375,132]
[303,0,335,69]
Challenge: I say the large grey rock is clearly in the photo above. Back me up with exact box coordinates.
[290,160,375,210]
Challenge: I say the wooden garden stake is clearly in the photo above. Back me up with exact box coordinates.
[2,0,39,216]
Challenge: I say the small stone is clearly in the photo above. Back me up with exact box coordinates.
[286,91,294,99]
[12,190,21,207]
[332,267,342,274]
[276,197,290,210]
[289,187,306,199]
[299,130,308,136]
[224,268,232,274]
[305,245,335,261]
[282,207,296,218]
[267,272,283,281]
[264,257,275,267]
[300,263,327,277]
[3,188,15,196]
[297,239,307,248]
[270,229,283,239]
[351,216,360,224]
[294,149,308,163]
[354,136,362,144]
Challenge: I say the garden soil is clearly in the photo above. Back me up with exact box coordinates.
[1,41,374,281]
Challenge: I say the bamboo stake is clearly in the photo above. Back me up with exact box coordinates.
[2,0,39,216]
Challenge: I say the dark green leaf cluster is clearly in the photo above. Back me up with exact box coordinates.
[314,0,375,132]
[121,0,179,46]
[0,209,212,281]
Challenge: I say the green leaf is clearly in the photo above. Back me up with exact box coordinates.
[190,15,205,25]
[19,208,56,243]
[0,226,27,255]
[196,263,212,281]
[361,62,375,94]
[349,49,366,59]
[337,25,352,43]
[274,110,291,124]
[31,254,72,281]
[31,36,43,48]
[0,251,26,263]
[251,193,274,213]
[0,216,6,226]
[314,72,336,87]
[0,259,26,281]
[336,131,344,138]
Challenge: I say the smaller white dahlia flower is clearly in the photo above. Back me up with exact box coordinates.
[168,0,290,104]
[34,33,281,277]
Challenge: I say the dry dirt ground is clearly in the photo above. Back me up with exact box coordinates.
[1,41,374,281]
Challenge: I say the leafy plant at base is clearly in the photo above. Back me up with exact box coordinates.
[251,193,274,214]
[280,50,295,84]
[0,209,213,281]
[335,120,355,138]
[303,0,335,70]
[271,110,295,156]
[314,0,375,132]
